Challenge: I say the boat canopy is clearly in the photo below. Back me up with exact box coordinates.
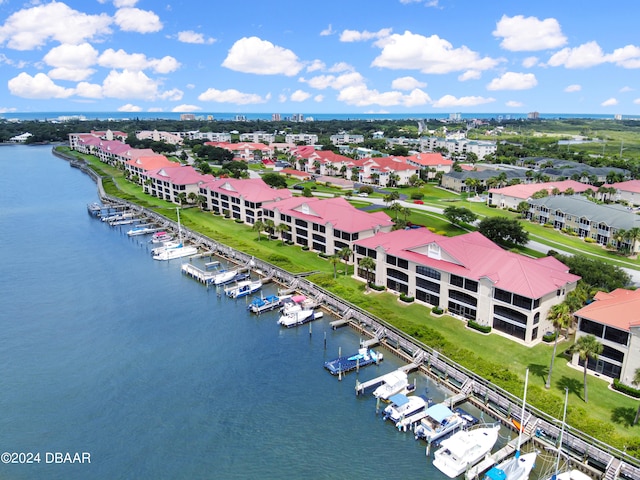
[484,468,507,480]
[388,393,410,407]
[426,403,454,423]
[291,295,306,303]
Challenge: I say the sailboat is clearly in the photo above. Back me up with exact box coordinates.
[484,369,537,480]
[153,208,198,260]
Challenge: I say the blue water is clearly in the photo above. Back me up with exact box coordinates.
[0,145,546,479]
[3,111,638,122]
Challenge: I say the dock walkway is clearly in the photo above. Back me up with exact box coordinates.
[465,434,532,480]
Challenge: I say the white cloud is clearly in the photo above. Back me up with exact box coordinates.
[198,87,269,104]
[431,94,496,108]
[547,41,606,69]
[506,100,523,107]
[158,88,184,101]
[320,24,334,36]
[608,44,640,68]
[564,84,581,93]
[98,48,180,73]
[172,104,201,112]
[0,2,112,50]
[222,37,303,76]
[634,98,640,105]
[391,76,426,90]
[75,81,103,98]
[522,56,539,68]
[314,95,324,102]
[8,72,74,99]
[458,70,480,81]
[290,89,311,102]
[372,31,502,74]
[48,67,96,81]
[102,69,159,99]
[306,60,325,72]
[113,0,138,7]
[117,103,142,112]
[493,15,566,51]
[278,94,287,103]
[340,28,392,43]
[620,86,634,92]
[301,71,365,90]
[147,107,164,112]
[177,30,215,45]
[487,72,537,91]
[113,8,162,33]
[43,43,99,69]
[328,62,354,73]
[601,97,618,106]
[337,85,430,107]
[0,107,18,113]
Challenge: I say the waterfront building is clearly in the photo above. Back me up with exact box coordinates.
[488,180,591,210]
[353,229,580,345]
[199,177,291,224]
[142,165,213,204]
[262,197,394,255]
[526,195,640,251]
[573,289,640,385]
[125,155,178,183]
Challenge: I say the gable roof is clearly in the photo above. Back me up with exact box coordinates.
[263,197,393,233]
[574,288,640,330]
[405,152,452,167]
[146,165,212,185]
[201,178,292,203]
[355,229,580,298]
[126,155,176,171]
[489,180,591,199]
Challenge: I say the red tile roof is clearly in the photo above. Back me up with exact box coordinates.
[574,288,640,330]
[146,165,212,185]
[264,197,393,233]
[126,155,176,171]
[608,179,640,194]
[488,180,591,198]
[201,178,292,203]
[355,229,579,298]
[405,152,452,167]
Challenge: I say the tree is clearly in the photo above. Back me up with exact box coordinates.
[359,256,376,286]
[443,206,478,226]
[516,201,530,218]
[551,253,631,290]
[275,223,290,245]
[478,216,529,247]
[187,192,197,204]
[177,192,187,205]
[330,253,341,279]
[264,219,275,239]
[633,368,640,426]
[252,220,265,241]
[625,227,640,256]
[545,303,573,389]
[569,334,603,403]
[261,172,288,189]
[339,247,352,275]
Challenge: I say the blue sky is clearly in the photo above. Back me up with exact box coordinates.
[0,0,639,115]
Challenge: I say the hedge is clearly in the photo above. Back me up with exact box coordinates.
[613,379,640,399]
[468,319,491,333]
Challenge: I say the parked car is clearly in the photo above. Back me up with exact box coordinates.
[357,192,369,197]
[413,200,424,204]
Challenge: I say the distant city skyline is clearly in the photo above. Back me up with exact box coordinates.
[0,0,639,115]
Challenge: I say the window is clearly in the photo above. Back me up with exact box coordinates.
[579,319,604,337]
[416,265,441,280]
[416,277,440,293]
[604,326,629,346]
[387,255,397,266]
[387,268,408,282]
[494,288,512,303]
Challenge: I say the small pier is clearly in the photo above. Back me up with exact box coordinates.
[181,263,218,284]
[355,367,407,396]
[324,349,383,376]
[330,318,351,329]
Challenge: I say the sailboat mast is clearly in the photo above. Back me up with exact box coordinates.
[552,388,569,480]
[516,368,529,456]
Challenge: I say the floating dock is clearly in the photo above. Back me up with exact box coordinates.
[355,367,408,396]
[324,348,383,376]
[464,432,530,480]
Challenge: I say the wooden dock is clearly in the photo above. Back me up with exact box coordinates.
[181,263,218,284]
[355,367,407,396]
[465,434,531,479]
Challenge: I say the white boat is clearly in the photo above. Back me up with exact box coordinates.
[150,233,173,244]
[373,370,409,401]
[280,295,317,314]
[382,393,427,424]
[153,244,198,260]
[247,294,281,314]
[212,269,239,285]
[484,369,537,480]
[150,240,181,256]
[554,471,592,480]
[153,208,198,260]
[127,225,156,236]
[225,279,262,299]
[277,309,321,327]
[432,424,500,478]
[414,402,468,444]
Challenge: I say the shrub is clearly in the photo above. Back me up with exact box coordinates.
[468,320,491,334]
[410,192,424,200]
[399,293,414,303]
[369,283,385,291]
[432,306,443,315]
[613,379,640,399]
[301,245,309,251]
[584,237,596,243]
[234,218,243,223]
[488,203,498,208]
[543,331,558,343]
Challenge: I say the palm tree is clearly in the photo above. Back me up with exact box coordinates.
[545,303,573,389]
[252,220,265,241]
[196,194,207,210]
[625,227,640,256]
[570,334,603,402]
[176,192,187,205]
[187,192,197,204]
[633,368,640,425]
[330,253,341,279]
[264,219,275,240]
[275,223,290,246]
[390,201,403,220]
[339,247,352,275]
[359,256,376,287]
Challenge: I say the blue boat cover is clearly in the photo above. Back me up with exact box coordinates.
[388,393,409,407]
[484,467,507,480]
[426,403,454,423]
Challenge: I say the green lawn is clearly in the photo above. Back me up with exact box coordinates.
[63,148,640,453]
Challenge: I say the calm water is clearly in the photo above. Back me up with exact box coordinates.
[0,146,549,479]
